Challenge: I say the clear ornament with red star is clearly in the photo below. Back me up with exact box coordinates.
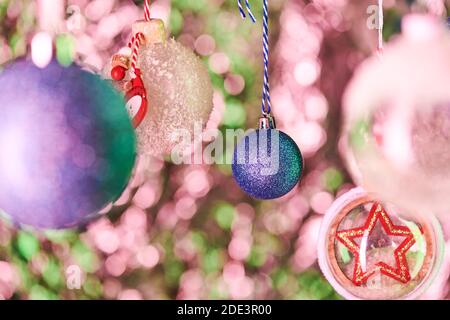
[318,188,444,300]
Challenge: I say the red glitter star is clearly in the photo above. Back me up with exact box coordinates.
[335,203,416,286]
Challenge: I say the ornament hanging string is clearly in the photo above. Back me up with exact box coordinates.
[238,0,256,22]
[128,0,152,78]
[377,0,384,55]
[144,0,151,22]
[233,0,304,200]
[239,0,272,116]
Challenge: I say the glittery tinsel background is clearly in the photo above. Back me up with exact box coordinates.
[0,0,449,300]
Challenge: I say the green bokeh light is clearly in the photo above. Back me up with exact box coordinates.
[16,232,40,261]
[213,203,236,230]
[56,34,76,67]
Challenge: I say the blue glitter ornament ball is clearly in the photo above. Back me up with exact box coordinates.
[0,59,136,229]
[232,129,303,199]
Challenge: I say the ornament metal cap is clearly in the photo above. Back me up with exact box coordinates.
[132,19,167,45]
[112,54,130,69]
[259,115,276,129]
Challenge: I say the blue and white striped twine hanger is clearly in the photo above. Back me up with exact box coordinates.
[238,0,272,115]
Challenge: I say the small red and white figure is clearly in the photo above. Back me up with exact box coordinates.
[108,0,156,130]
[109,54,149,129]
[125,69,148,128]
[110,26,150,129]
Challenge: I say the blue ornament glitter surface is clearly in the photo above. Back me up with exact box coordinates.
[232,129,303,200]
[0,59,136,229]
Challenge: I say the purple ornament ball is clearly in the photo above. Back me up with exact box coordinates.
[0,59,136,229]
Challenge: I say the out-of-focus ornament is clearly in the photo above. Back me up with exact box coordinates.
[232,0,303,199]
[318,188,444,300]
[0,59,136,229]
[342,14,450,216]
[108,0,213,157]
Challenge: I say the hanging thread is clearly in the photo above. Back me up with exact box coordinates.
[239,0,272,115]
[377,0,384,55]
[144,0,151,22]
[261,0,271,115]
[238,0,256,23]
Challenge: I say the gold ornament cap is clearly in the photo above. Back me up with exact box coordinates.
[132,19,167,45]
[112,54,130,69]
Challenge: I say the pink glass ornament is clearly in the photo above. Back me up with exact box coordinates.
[342,15,450,216]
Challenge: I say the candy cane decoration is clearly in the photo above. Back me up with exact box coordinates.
[127,35,135,49]
[124,0,152,79]
[127,0,152,78]
[129,32,145,79]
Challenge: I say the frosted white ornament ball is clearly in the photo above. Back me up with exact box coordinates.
[137,39,214,157]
